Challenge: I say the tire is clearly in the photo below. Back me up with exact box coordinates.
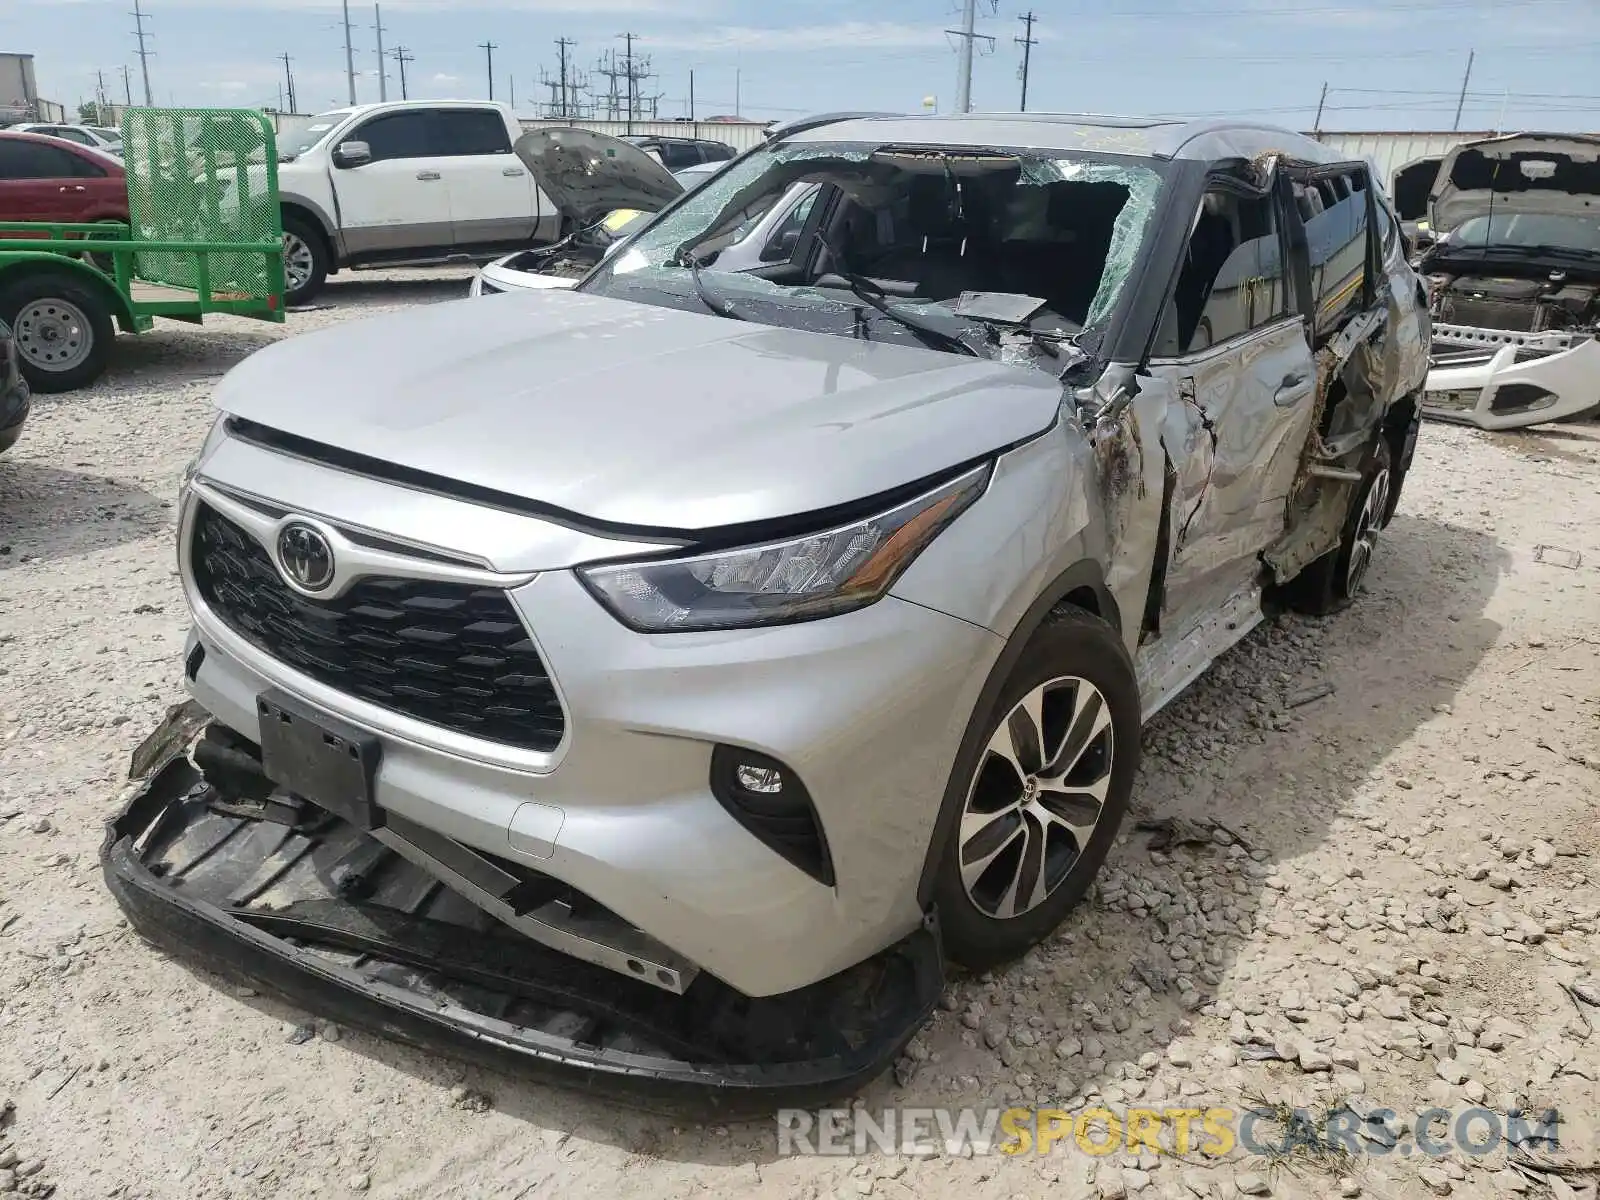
[281,213,329,307]
[0,272,115,393]
[932,606,1142,972]
[1287,435,1393,616]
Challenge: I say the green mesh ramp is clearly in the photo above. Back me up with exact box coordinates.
[121,108,283,298]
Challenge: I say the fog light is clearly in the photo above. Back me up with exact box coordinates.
[735,763,784,794]
[710,746,835,886]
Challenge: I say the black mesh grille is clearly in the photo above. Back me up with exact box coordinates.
[190,503,564,753]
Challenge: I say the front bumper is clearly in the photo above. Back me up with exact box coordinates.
[1424,325,1600,429]
[176,471,1001,1000]
[469,256,577,297]
[102,731,943,1117]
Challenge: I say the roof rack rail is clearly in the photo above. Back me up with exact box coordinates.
[764,111,906,141]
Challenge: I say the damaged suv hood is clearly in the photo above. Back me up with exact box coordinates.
[209,290,1066,530]
[1431,133,1600,233]
[514,128,684,229]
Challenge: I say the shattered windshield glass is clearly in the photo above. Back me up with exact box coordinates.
[579,139,1166,370]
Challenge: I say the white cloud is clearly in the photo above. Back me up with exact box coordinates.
[430,72,460,84]
[642,21,950,55]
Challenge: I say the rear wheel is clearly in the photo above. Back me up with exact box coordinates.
[1288,435,1393,615]
[0,273,115,393]
[282,213,329,307]
[932,607,1141,971]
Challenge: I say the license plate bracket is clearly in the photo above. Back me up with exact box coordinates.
[256,690,383,831]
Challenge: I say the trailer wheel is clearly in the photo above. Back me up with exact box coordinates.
[0,273,115,393]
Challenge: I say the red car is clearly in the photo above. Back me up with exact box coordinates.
[0,130,128,227]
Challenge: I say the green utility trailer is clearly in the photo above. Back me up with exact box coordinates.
[0,107,286,392]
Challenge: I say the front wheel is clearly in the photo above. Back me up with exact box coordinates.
[281,214,329,307]
[0,273,115,393]
[1287,435,1393,615]
[932,606,1141,972]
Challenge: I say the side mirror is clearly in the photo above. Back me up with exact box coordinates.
[332,140,371,169]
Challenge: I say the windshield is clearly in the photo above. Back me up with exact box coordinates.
[278,111,349,159]
[579,139,1165,367]
[1446,212,1600,255]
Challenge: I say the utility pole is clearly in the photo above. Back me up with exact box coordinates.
[509,76,516,110]
[1452,49,1475,131]
[131,0,154,106]
[1015,11,1037,111]
[556,37,574,117]
[120,64,133,106]
[480,41,497,101]
[620,32,637,130]
[947,0,995,114]
[1312,81,1328,135]
[373,4,387,101]
[279,53,297,113]
[390,45,413,101]
[95,69,108,123]
[688,68,695,123]
[735,67,741,117]
[341,0,356,104]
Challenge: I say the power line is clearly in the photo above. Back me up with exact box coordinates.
[130,0,154,107]
[479,40,497,101]
[1016,11,1038,112]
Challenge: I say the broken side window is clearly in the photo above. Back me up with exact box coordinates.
[1155,187,1285,356]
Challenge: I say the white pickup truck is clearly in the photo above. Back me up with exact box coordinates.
[272,100,558,304]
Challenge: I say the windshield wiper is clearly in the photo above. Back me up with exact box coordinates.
[818,238,980,357]
[674,249,748,322]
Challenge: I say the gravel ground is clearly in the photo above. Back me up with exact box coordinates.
[1,270,1597,1200]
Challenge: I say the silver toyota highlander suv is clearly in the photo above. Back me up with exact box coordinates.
[106,112,1430,1113]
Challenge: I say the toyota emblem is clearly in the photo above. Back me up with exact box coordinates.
[276,522,335,592]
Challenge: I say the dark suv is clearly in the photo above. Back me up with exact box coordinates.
[622,134,735,172]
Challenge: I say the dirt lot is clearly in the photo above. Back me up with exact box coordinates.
[1,274,1597,1200]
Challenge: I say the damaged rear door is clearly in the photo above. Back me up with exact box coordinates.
[1142,166,1317,630]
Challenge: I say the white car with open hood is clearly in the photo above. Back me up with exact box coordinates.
[1420,133,1600,429]
[469,130,816,297]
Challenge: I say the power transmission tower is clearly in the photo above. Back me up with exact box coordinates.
[120,64,133,106]
[341,0,356,103]
[373,4,387,101]
[480,41,498,101]
[947,0,996,114]
[280,52,297,113]
[390,45,414,100]
[130,0,154,106]
[1015,11,1037,111]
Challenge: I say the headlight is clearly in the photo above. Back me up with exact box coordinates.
[180,414,229,501]
[578,464,991,632]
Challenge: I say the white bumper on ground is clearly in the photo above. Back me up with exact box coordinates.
[1424,324,1600,429]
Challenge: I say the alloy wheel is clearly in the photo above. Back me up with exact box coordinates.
[13,298,93,372]
[283,232,315,293]
[958,675,1116,920]
[1346,466,1391,595]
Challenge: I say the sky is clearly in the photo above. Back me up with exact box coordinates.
[4,0,1599,133]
